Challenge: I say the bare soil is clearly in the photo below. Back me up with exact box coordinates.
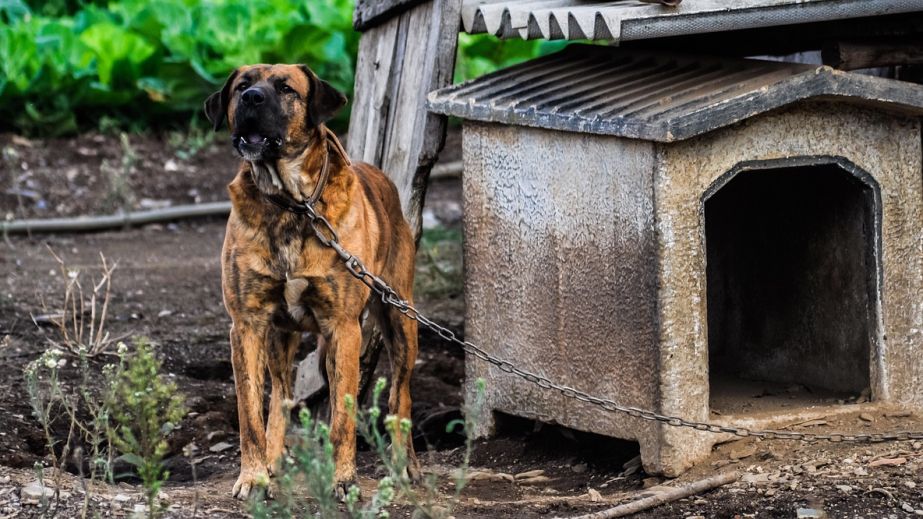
[0,132,921,518]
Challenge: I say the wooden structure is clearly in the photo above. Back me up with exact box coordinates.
[429,44,923,475]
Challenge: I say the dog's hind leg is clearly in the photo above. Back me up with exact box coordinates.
[382,306,421,482]
[265,329,300,474]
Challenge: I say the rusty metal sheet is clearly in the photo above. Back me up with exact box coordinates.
[427,45,923,142]
[461,0,923,41]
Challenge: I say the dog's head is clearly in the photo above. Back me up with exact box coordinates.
[204,64,347,162]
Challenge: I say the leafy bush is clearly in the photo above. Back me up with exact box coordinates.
[1,0,358,135]
[108,338,187,518]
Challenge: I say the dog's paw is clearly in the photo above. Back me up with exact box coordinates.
[334,479,358,503]
[232,468,271,500]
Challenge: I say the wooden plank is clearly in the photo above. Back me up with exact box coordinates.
[354,0,428,31]
[297,0,462,406]
[348,0,462,237]
[823,39,923,71]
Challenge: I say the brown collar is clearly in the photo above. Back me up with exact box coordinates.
[264,127,351,214]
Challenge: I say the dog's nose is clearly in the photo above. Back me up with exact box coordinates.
[241,87,266,106]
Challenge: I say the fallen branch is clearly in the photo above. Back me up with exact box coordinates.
[565,471,738,519]
[1,201,230,234]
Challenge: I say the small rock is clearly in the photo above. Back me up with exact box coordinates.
[903,503,916,513]
[868,457,906,468]
[642,477,661,489]
[207,431,226,442]
[796,508,827,519]
[164,159,180,172]
[836,484,853,492]
[686,516,706,519]
[209,441,234,453]
[133,503,149,515]
[730,443,758,460]
[113,493,132,503]
[854,467,869,476]
[904,481,917,489]
[20,482,53,505]
[858,413,874,422]
[912,441,921,451]
[571,463,587,474]
[587,488,602,502]
[157,309,173,318]
[693,498,708,505]
[515,469,545,480]
[741,473,769,485]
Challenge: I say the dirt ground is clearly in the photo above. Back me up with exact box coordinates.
[1,132,922,518]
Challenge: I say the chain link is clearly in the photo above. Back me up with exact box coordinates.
[299,203,923,444]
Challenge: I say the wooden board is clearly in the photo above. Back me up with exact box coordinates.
[354,0,428,31]
[347,0,461,238]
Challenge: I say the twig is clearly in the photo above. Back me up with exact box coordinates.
[564,471,738,519]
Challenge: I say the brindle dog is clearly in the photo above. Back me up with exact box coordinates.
[204,64,420,500]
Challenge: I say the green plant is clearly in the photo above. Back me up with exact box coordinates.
[107,338,187,519]
[0,0,358,136]
[24,343,118,518]
[414,227,464,299]
[251,377,485,518]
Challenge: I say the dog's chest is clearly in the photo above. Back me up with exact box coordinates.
[264,218,310,276]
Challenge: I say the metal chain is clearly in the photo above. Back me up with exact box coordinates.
[299,203,923,444]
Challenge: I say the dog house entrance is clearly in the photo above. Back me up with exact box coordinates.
[705,161,879,415]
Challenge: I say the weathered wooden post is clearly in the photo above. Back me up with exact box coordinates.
[294,0,462,405]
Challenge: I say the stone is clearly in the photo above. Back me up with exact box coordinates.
[587,488,602,502]
[642,477,662,489]
[209,441,234,453]
[903,503,916,513]
[729,443,758,460]
[835,485,853,492]
[859,413,874,422]
[796,508,827,518]
[20,482,53,505]
[207,431,226,442]
[571,463,587,474]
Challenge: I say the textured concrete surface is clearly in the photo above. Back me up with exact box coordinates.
[655,102,923,474]
[460,101,923,477]
[462,123,663,463]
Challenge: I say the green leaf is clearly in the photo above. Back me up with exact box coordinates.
[79,23,156,87]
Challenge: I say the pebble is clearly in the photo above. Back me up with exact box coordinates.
[905,481,917,489]
[586,488,602,502]
[207,431,226,442]
[835,484,853,492]
[112,494,132,503]
[570,463,587,474]
[858,413,874,422]
[19,481,68,505]
[209,441,234,453]
[642,477,661,489]
[796,508,827,518]
[729,444,758,460]
[903,503,915,513]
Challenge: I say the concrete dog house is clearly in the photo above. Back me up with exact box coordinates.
[428,45,923,475]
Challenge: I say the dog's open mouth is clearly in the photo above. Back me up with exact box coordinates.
[232,132,283,161]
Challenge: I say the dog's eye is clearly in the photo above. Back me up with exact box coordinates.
[279,84,296,95]
[235,82,250,92]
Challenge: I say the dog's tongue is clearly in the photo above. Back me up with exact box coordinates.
[245,133,264,144]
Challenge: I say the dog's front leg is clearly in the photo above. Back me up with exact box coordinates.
[325,319,362,498]
[230,321,270,500]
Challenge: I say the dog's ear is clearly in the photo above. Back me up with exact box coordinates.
[300,65,347,127]
[204,69,239,132]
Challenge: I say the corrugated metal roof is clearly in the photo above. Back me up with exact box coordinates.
[427,44,923,142]
[461,0,923,42]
